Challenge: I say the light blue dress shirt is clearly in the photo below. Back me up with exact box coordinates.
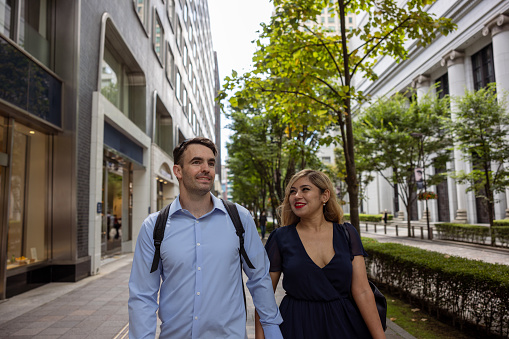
[128,194,283,339]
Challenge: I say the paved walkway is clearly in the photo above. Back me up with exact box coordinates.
[1,229,507,338]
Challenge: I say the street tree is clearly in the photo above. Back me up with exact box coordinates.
[226,99,323,224]
[220,0,456,231]
[449,84,509,244]
[356,92,453,236]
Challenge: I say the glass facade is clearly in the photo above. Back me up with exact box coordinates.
[0,36,62,127]
[6,122,49,270]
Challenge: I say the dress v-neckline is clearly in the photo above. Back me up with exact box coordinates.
[293,225,336,269]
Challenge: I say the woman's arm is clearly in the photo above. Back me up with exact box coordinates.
[351,256,386,339]
[255,271,282,339]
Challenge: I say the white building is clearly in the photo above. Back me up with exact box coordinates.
[355,0,509,224]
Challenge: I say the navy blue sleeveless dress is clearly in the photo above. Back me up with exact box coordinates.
[265,223,372,338]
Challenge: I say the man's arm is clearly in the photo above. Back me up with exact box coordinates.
[237,206,283,339]
[128,214,162,339]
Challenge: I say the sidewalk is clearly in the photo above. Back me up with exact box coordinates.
[3,224,507,339]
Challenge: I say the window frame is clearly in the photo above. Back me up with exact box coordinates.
[152,9,165,66]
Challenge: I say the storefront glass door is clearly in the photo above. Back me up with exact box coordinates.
[101,151,132,255]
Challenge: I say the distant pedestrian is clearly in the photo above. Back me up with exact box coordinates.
[383,209,388,224]
[259,211,267,239]
[128,137,283,339]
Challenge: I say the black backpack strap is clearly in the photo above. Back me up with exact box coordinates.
[150,202,172,273]
[222,199,255,269]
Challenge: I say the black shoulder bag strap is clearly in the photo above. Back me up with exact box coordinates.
[150,202,172,273]
[221,199,255,318]
[340,222,387,331]
[221,199,255,269]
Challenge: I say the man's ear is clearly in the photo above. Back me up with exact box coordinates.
[173,164,182,180]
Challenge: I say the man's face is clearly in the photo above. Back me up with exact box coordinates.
[173,144,216,196]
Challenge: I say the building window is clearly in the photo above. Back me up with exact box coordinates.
[188,23,193,42]
[133,0,148,29]
[184,43,188,68]
[1,0,52,67]
[183,88,188,116]
[188,63,193,81]
[184,3,188,23]
[167,0,176,31]
[166,44,175,87]
[176,70,182,102]
[435,73,449,99]
[328,16,335,23]
[153,11,164,65]
[176,19,182,52]
[472,44,495,91]
[101,20,147,131]
[155,109,174,155]
[349,17,353,23]
[322,156,331,164]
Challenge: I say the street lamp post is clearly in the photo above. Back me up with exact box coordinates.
[410,132,431,240]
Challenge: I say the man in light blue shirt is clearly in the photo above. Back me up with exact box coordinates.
[128,137,283,338]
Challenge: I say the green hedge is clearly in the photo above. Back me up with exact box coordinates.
[494,219,509,227]
[362,237,509,337]
[343,213,393,222]
[435,223,509,247]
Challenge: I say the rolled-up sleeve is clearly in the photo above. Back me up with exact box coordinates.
[238,206,283,339]
[128,214,162,339]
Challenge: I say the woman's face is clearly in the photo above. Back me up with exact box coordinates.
[288,176,328,218]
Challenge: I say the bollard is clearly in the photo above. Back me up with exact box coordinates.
[366,223,368,232]
[420,226,424,239]
[430,227,433,240]
[395,225,398,236]
[411,226,415,238]
[374,224,377,233]
[384,224,387,234]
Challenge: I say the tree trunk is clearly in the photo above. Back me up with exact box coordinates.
[406,203,413,237]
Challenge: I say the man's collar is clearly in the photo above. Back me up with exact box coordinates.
[168,193,228,217]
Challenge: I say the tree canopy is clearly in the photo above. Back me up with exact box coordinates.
[220,0,456,231]
[355,92,453,235]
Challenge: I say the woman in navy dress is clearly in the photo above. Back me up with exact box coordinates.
[255,169,386,339]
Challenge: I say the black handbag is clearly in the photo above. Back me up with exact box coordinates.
[340,223,387,331]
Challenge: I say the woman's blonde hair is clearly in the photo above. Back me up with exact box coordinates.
[278,169,344,226]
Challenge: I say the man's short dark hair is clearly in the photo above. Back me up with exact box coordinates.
[173,137,218,166]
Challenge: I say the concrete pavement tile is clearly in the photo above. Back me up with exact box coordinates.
[70,310,96,316]
[0,329,18,338]
[26,321,52,329]
[65,326,96,335]
[39,327,70,335]
[62,315,89,322]
[11,327,45,336]
[62,334,87,339]
[2,320,32,330]
[39,315,65,322]
[49,320,81,328]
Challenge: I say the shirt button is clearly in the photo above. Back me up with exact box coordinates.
[197,242,200,246]
[195,316,198,320]
[197,292,200,295]
[197,267,201,270]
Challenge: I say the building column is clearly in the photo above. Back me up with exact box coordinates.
[484,14,509,219]
[441,50,468,223]
[412,75,431,102]
[411,75,437,222]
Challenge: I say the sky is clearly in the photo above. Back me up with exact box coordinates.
[208,0,274,163]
